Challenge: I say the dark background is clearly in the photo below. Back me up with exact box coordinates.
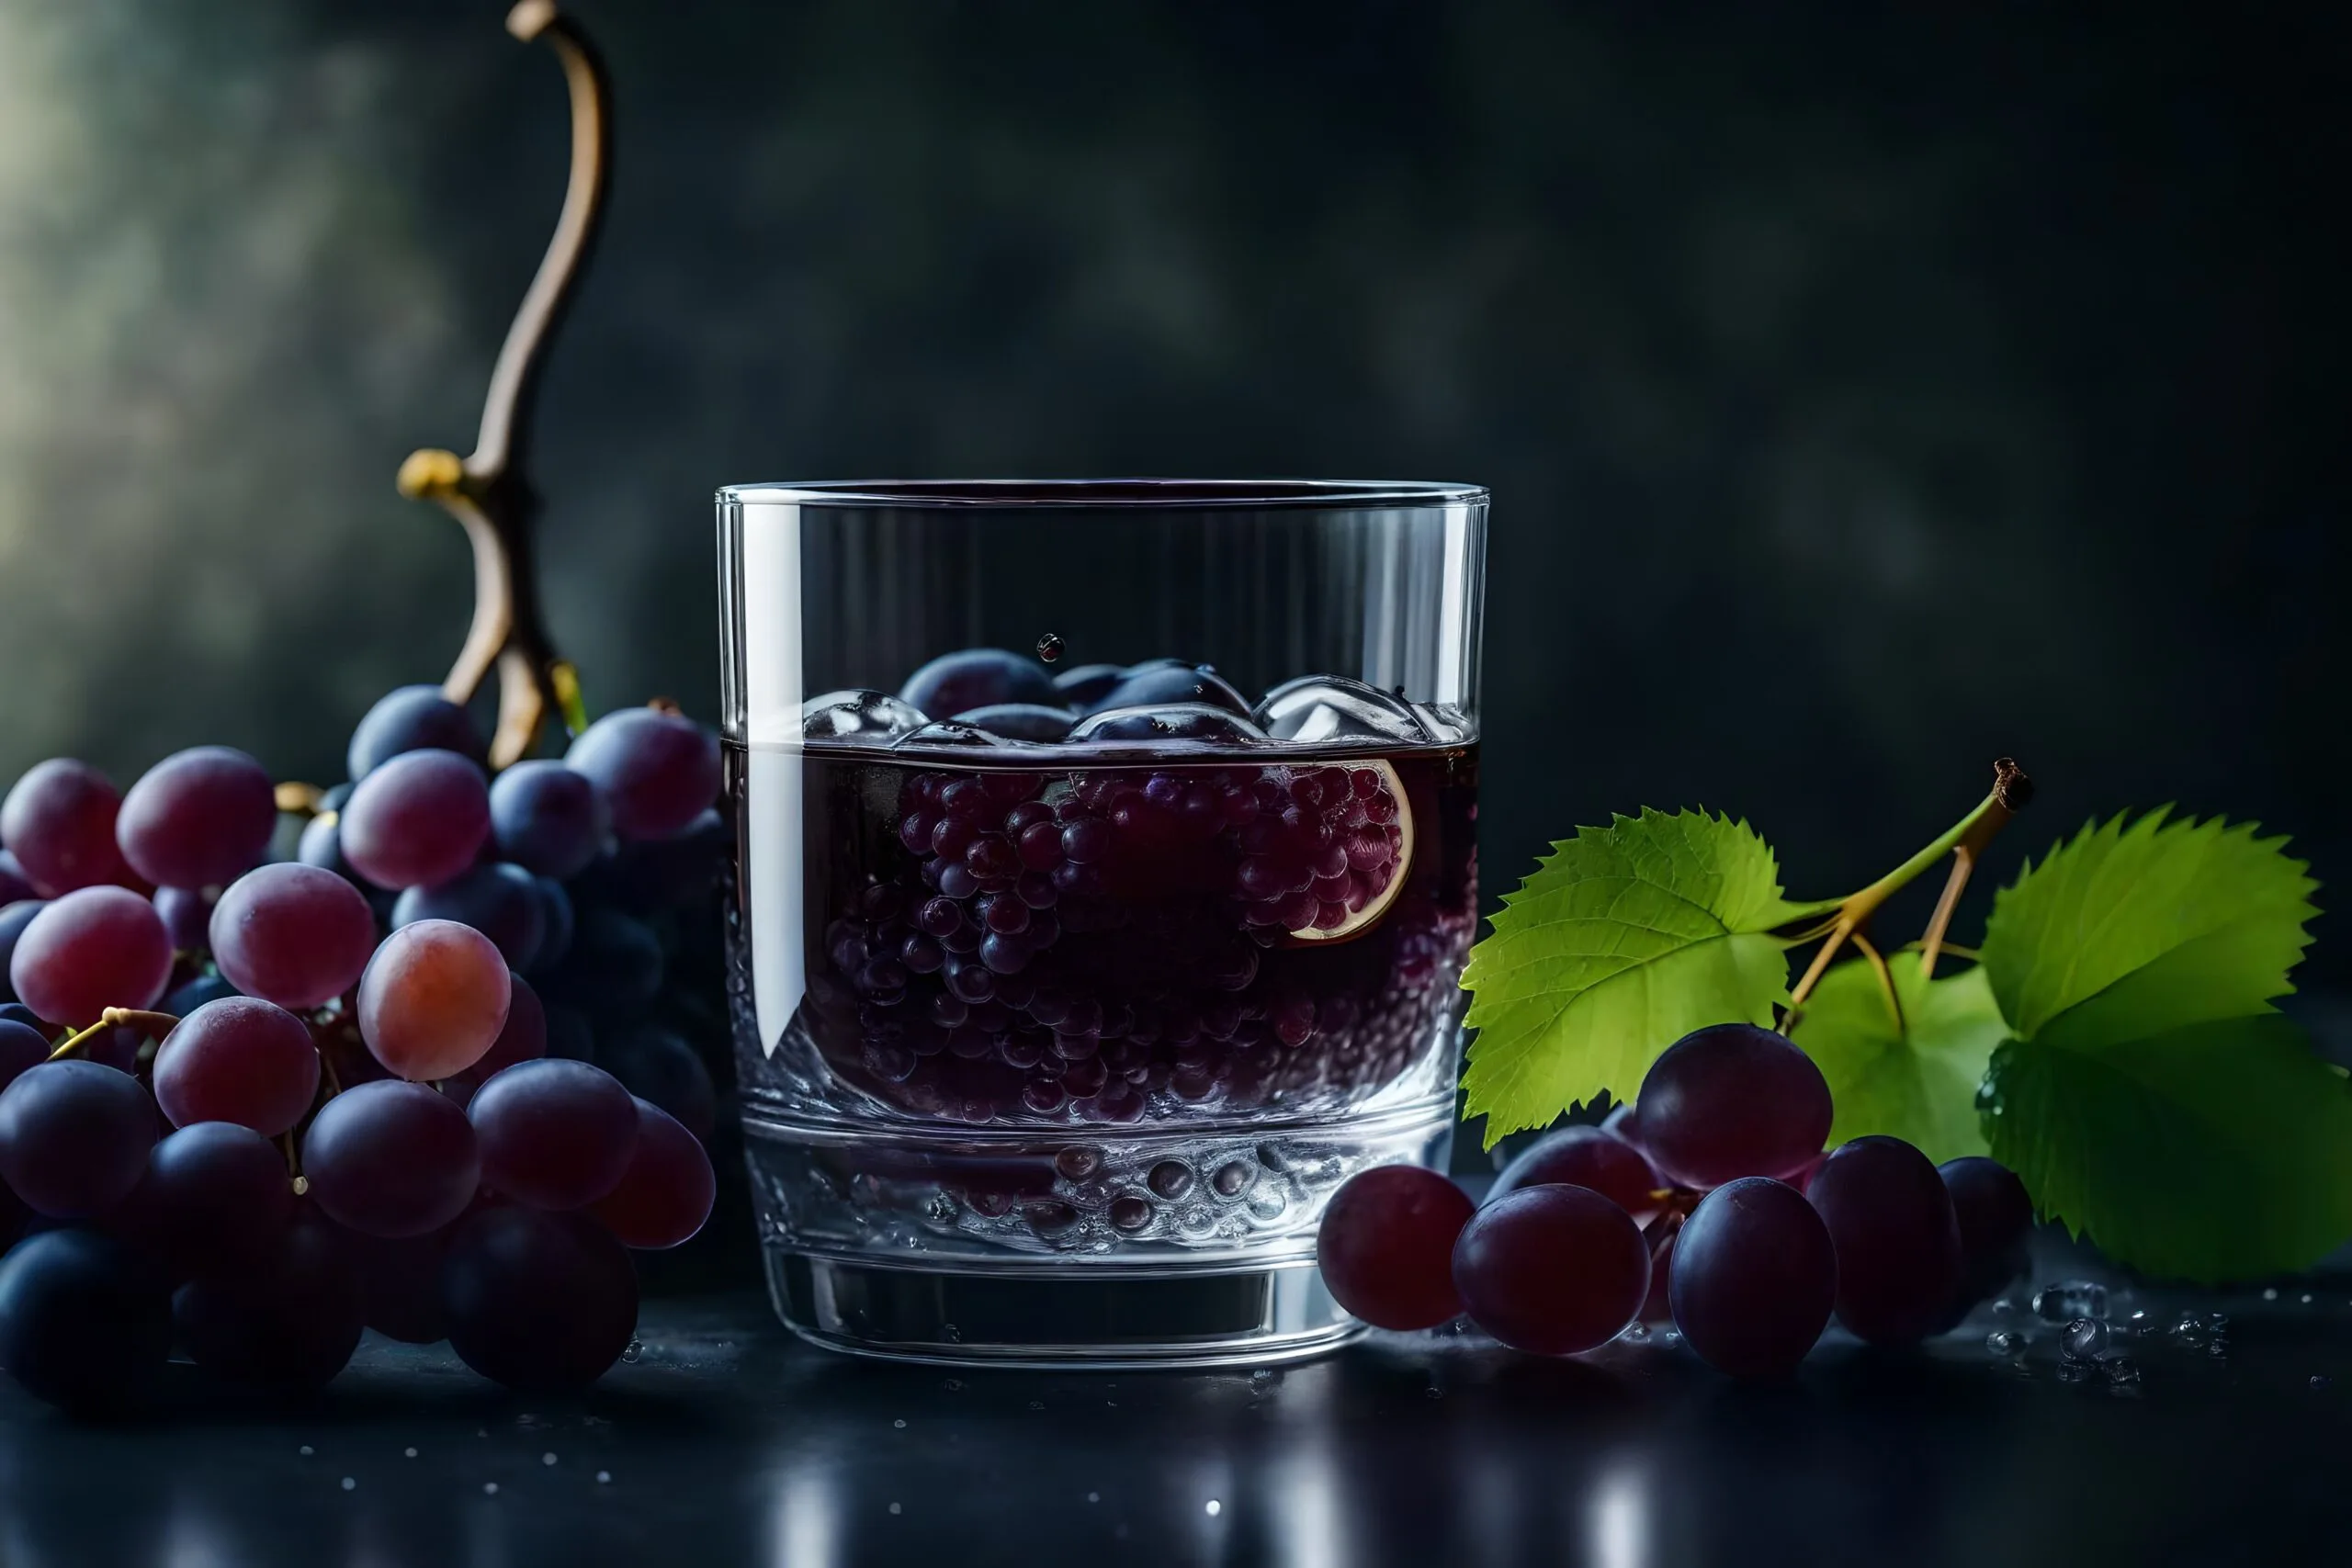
[0,1,2341,984]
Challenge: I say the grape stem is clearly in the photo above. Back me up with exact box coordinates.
[1781,758,2030,1025]
[44,1008,182,1063]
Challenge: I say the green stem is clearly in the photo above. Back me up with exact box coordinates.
[45,1008,182,1063]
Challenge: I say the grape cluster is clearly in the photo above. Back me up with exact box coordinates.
[806,756,1470,1129]
[0,687,725,1412]
[1317,1022,2034,1376]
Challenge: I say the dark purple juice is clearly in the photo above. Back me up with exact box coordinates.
[739,742,1477,1130]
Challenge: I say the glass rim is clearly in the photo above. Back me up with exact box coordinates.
[717,478,1487,510]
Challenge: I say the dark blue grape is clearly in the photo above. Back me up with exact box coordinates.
[0,1228,170,1413]
[543,907,663,1007]
[0,851,34,907]
[0,1060,157,1218]
[347,684,487,781]
[533,876,575,972]
[0,1019,50,1093]
[340,1223,452,1344]
[489,760,609,879]
[564,708,720,842]
[603,1028,717,1141]
[393,862,547,971]
[544,1003,595,1063]
[153,886,215,953]
[951,704,1075,742]
[441,1207,638,1393]
[899,649,1059,720]
[583,809,727,911]
[296,810,372,888]
[0,899,46,1002]
[115,1121,294,1279]
[174,1211,363,1389]
[1089,662,1250,716]
[161,971,240,1018]
[1049,663,1127,707]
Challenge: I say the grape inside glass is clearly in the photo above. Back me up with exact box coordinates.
[718,479,1487,1367]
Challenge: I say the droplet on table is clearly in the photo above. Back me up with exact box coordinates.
[1985,1330,2021,1355]
[2031,1280,2108,1322]
[2061,1318,2109,1359]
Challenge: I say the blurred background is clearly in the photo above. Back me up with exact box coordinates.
[0,1,2341,987]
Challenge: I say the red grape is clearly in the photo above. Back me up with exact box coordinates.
[565,707,720,841]
[1634,1024,1832,1189]
[1670,1176,1837,1379]
[1487,1125,1665,1220]
[0,1059,158,1218]
[1315,1165,1473,1330]
[209,863,379,1010]
[442,1206,639,1392]
[338,749,492,889]
[589,1098,716,1249]
[1807,1135,1963,1345]
[356,919,511,1081]
[7,886,173,1027]
[1,759,126,896]
[115,1122,295,1278]
[150,997,322,1137]
[1452,1184,1649,1355]
[115,746,277,891]
[300,1079,480,1238]
[469,1058,640,1210]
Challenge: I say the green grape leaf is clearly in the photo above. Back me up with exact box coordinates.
[1790,957,2007,1165]
[1982,809,2317,1044]
[1980,1016,2352,1283]
[1460,808,1826,1146]
[1977,810,2337,1280]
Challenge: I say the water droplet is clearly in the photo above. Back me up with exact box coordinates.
[1205,1499,1223,1517]
[944,1323,962,1344]
[2170,1314,2209,1348]
[1035,633,1064,663]
[2208,1339,2231,1359]
[1250,1368,1273,1382]
[1028,1399,1044,1410]
[620,1339,644,1363]
[340,1477,356,1492]
[2061,1318,2109,1359]
[1985,1330,2021,1355]
[597,1471,612,1484]
[1618,1323,1650,1345]
[2031,1280,2108,1321]
[2098,1354,2142,1388]
[2055,1359,2092,1384]
[889,1502,904,1516]
[1991,1297,2016,1314]
[892,1418,906,1429]
[2264,1287,2279,1302]
[944,1379,963,1392]
[2301,1292,2314,1304]
[541,1453,558,1467]
[483,1483,500,1496]
[299,1445,314,1456]
[2312,1375,2334,1392]
[1660,1329,1682,1347]
[404,1448,417,1459]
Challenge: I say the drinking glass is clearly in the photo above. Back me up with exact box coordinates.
[717,479,1487,1366]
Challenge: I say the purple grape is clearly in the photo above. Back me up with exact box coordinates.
[338,748,492,890]
[392,862,547,970]
[1487,1126,1665,1220]
[1316,1165,1473,1330]
[490,760,609,879]
[0,1019,51,1092]
[0,898,47,1002]
[0,1228,170,1413]
[603,1027,717,1141]
[0,851,35,906]
[0,1059,157,1218]
[151,997,322,1137]
[209,863,379,1010]
[1048,663,1127,707]
[1634,1024,1833,1189]
[347,683,487,781]
[1670,1177,1837,1379]
[899,649,1060,720]
[115,1122,295,1278]
[589,1098,716,1249]
[564,708,721,842]
[1452,1184,1649,1355]
[0,759,126,896]
[441,1207,639,1392]
[1090,662,1251,716]
[6,886,172,1027]
[469,1058,640,1210]
[1806,1136,1963,1346]
[300,1080,480,1238]
[115,746,277,891]
[174,1211,363,1389]
[340,1223,452,1343]
[153,886,214,953]
[1939,1155,2033,1314]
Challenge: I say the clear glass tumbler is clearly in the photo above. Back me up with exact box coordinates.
[717,480,1487,1367]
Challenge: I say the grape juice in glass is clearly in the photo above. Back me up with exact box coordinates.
[718,480,1486,1365]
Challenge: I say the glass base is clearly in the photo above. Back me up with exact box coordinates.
[764,1248,1363,1369]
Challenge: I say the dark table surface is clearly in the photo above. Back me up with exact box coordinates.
[2,1236,2346,1568]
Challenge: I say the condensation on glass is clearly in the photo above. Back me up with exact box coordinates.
[718,479,1487,1367]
